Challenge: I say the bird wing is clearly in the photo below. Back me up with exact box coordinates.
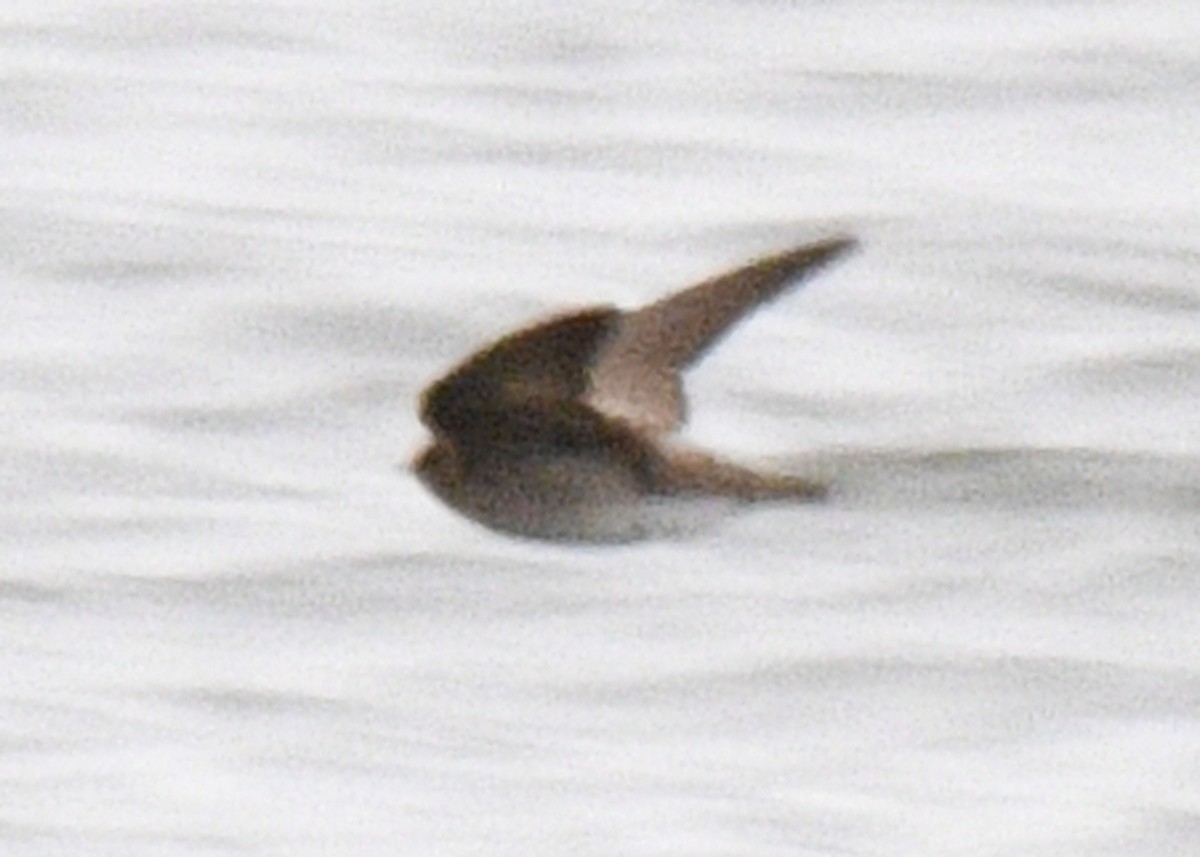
[585,235,858,434]
[419,306,620,437]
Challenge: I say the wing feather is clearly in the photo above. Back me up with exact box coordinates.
[420,307,619,436]
[586,236,858,434]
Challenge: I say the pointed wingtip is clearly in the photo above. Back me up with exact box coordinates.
[722,233,858,300]
[772,233,860,271]
[820,233,860,256]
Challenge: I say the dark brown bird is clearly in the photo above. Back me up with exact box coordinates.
[413,235,858,542]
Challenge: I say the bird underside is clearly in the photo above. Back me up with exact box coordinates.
[440,441,827,543]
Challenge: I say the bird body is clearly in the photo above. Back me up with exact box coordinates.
[413,235,858,542]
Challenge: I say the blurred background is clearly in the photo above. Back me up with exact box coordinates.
[1,1,1198,854]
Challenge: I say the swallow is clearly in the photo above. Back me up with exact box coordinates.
[412,235,858,542]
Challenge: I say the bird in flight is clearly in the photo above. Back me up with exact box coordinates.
[412,235,858,542]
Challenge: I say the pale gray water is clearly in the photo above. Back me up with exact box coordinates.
[2,1,1199,854]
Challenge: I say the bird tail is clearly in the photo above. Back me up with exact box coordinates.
[649,445,828,502]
